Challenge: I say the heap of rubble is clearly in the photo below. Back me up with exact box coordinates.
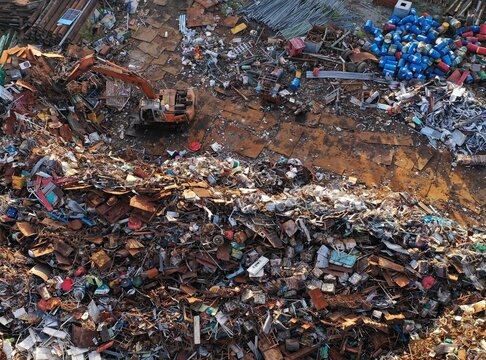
[0,127,485,359]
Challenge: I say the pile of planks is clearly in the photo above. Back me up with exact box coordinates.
[0,0,44,29]
[25,0,98,46]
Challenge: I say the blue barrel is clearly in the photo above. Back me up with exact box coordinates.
[381,44,390,55]
[402,34,413,42]
[409,63,421,72]
[434,68,446,76]
[410,53,422,64]
[290,78,301,91]
[384,62,398,71]
[422,56,433,66]
[410,25,421,35]
[427,29,438,42]
[364,20,373,32]
[397,67,408,79]
[399,15,415,24]
[371,28,382,36]
[370,43,381,55]
[416,35,428,42]
[390,15,401,24]
[457,27,466,35]
[428,48,441,59]
[470,25,480,33]
[465,74,474,83]
[409,42,418,53]
[442,54,452,65]
[439,46,450,56]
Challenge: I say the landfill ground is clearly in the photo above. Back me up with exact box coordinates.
[0,0,486,360]
[116,0,486,227]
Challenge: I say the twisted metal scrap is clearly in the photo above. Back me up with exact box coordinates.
[240,0,355,39]
[424,90,486,154]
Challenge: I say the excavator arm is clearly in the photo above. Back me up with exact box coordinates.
[66,54,157,99]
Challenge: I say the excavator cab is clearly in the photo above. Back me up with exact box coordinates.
[139,89,196,124]
[64,54,196,126]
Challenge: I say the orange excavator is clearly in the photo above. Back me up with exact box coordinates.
[64,54,196,125]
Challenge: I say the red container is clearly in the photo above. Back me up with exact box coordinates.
[436,61,450,72]
[384,24,396,31]
[467,43,479,52]
[287,38,306,56]
[466,43,486,55]
[454,39,463,47]
[461,31,474,38]
[480,24,486,35]
[466,37,479,42]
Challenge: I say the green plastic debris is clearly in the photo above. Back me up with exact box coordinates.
[319,344,330,359]
[473,243,486,252]
[0,67,6,86]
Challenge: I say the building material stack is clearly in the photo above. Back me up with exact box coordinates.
[25,0,98,46]
[0,0,44,30]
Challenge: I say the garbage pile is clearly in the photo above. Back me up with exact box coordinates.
[355,79,486,155]
[363,2,486,81]
[0,125,485,359]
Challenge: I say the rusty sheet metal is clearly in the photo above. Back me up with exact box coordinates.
[352,132,414,146]
[353,143,396,166]
[267,122,305,157]
[319,113,358,129]
[131,26,159,42]
[291,128,388,187]
[308,288,327,310]
[349,51,379,63]
[195,0,219,8]
[186,7,216,28]
[204,121,266,159]
[221,103,278,131]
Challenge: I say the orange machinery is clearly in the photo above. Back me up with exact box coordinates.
[65,54,196,125]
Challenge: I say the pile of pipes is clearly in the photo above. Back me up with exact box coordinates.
[25,0,97,46]
[445,0,485,25]
[0,0,43,29]
[240,0,355,39]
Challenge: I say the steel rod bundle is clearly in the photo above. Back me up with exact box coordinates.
[241,0,355,39]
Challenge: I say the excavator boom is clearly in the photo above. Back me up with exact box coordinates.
[66,54,157,99]
[65,54,196,125]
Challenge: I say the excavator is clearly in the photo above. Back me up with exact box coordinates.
[63,54,196,125]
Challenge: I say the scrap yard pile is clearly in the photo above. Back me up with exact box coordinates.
[0,129,485,359]
[0,0,485,359]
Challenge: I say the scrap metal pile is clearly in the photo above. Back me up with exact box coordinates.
[361,79,486,155]
[0,124,485,359]
[241,0,355,39]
